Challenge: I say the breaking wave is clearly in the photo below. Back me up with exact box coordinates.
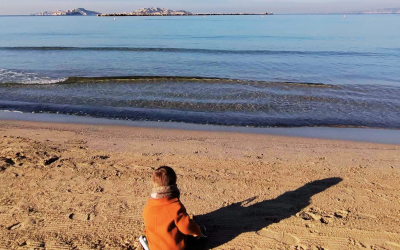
[0,69,66,84]
[0,46,388,57]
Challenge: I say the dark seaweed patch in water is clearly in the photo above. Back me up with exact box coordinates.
[63,76,226,83]
[0,75,330,88]
[61,76,329,88]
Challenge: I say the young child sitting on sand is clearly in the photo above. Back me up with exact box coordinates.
[141,166,205,250]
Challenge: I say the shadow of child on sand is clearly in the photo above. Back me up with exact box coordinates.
[191,177,343,249]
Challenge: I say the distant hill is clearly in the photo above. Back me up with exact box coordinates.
[131,7,192,15]
[99,7,192,16]
[32,8,101,16]
[98,7,272,16]
[361,8,400,14]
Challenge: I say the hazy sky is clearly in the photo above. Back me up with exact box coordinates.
[0,0,399,15]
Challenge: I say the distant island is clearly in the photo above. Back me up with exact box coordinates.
[30,7,273,17]
[335,7,400,15]
[31,8,101,16]
[118,7,192,16]
[98,7,273,16]
[360,8,400,14]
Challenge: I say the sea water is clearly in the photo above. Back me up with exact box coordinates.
[0,15,399,128]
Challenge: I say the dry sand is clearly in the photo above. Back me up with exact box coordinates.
[0,120,399,250]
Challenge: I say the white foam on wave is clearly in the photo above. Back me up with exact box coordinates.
[0,110,24,113]
[0,69,66,84]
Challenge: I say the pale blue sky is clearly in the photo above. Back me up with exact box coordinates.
[0,0,399,15]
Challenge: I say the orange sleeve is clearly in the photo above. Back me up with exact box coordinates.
[142,206,147,235]
[168,202,202,236]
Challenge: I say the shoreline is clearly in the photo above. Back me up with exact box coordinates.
[1,111,400,145]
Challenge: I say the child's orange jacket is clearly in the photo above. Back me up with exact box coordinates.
[143,196,202,250]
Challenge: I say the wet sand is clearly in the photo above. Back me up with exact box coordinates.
[2,111,400,145]
[0,120,399,249]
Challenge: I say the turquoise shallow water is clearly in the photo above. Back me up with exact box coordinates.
[0,15,400,128]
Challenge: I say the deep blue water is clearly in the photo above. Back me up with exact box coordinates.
[0,15,400,128]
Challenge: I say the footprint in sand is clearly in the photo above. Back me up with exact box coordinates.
[1,157,15,165]
[7,222,21,230]
[43,156,59,166]
[334,210,349,218]
[297,211,321,221]
[257,228,300,245]
[95,155,110,160]
[1,157,15,171]
[25,240,45,248]
[68,213,90,221]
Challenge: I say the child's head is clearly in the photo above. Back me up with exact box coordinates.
[152,166,177,188]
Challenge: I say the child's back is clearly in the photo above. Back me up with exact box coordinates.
[142,166,201,250]
[143,196,201,250]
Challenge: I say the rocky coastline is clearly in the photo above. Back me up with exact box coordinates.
[31,8,100,16]
[98,7,273,16]
[98,12,273,17]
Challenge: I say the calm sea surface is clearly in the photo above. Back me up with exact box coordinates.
[0,15,399,128]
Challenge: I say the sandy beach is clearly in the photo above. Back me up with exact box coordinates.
[0,120,399,250]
